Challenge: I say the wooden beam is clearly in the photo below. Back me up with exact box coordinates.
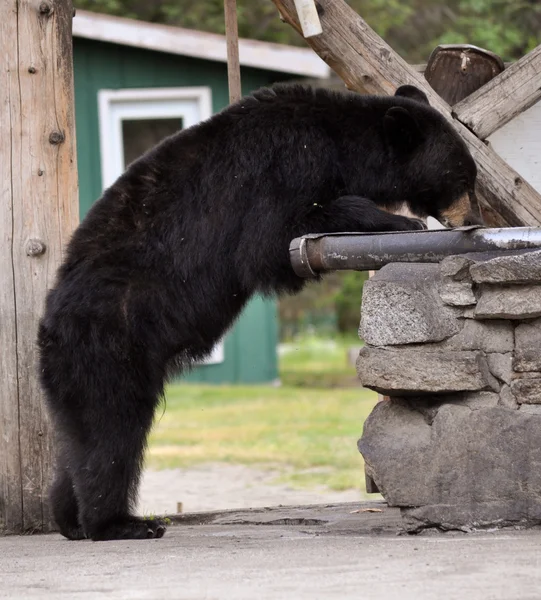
[224,0,242,103]
[453,44,541,140]
[1,0,79,533]
[271,0,541,227]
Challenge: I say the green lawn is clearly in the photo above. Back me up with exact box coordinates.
[279,334,362,388]
[146,335,377,492]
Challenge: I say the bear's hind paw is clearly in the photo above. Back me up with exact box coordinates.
[90,516,167,541]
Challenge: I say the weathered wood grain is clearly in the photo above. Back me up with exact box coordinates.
[1,0,78,534]
[0,2,23,535]
[224,0,242,103]
[453,45,541,140]
[272,0,541,227]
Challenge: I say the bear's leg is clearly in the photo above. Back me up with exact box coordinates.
[322,196,425,232]
[50,457,85,540]
[70,390,166,541]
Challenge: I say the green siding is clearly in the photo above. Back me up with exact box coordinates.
[183,296,278,385]
[73,38,286,384]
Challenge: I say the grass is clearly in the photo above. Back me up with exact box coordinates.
[146,333,377,492]
[279,334,362,388]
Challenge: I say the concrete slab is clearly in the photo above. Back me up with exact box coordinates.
[1,502,541,600]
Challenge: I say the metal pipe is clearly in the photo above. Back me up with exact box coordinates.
[289,227,541,278]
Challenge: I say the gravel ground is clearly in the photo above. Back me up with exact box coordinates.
[137,464,362,515]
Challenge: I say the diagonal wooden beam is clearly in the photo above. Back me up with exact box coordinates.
[272,0,541,227]
[453,44,541,140]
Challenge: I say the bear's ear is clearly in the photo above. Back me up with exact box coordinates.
[394,85,430,105]
[384,106,424,154]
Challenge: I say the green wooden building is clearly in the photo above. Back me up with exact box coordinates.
[72,10,329,384]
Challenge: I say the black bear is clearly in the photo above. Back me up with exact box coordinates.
[38,83,480,541]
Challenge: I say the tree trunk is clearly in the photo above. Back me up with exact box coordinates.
[0,0,78,534]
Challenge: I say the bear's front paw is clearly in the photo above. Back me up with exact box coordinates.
[391,217,426,232]
[406,218,427,231]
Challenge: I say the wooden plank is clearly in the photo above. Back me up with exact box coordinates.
[224,0,242,103]
[1,0,79,534]
[293,0,323,38]
[453,44,541,140]
[0,1,23,534]
[271,0,541,227]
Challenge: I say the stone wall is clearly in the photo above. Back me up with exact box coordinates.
[356,249,541,532]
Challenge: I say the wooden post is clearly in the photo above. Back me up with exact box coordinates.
[224,0,242,104]
[0,0,79,533]
[271,0,541,228]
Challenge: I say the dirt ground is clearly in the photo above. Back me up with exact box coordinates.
[137,464,362,515]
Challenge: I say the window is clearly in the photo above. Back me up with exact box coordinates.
[98,87,223,365]
[98,87,212,188]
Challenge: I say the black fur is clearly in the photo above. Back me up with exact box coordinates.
[38,84,477,541]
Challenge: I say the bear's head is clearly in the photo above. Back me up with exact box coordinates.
[382,85,482,228]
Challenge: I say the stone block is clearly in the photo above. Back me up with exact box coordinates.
[444,320,514,354]
[440,255,474,282]
[470,249,541,284]
[359,264,461,346]
[451,391,500,409]
[439,251,522,283]
[356,347,499,396]
[358,399,541,531]
[514,319,541,372]
[487,353,513,385]
[385,321,514,354]
[499,385,518,409]
[475,286,541,319]
[394,393,500,426]
[439,281,476,306]
[510,377,541,404]
[519,404,541,415]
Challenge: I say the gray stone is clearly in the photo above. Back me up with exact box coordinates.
[356,347,499,396]
[499,385,518,409]
[510,377,541,404]
[462,307,476,319]
[440,255,475,282]
[514,319,541,372]
[398,393,499,425]
[439,281,477,306]
[444,320,514,353]
[487,353,513,385]
[358,399,541,531]
[382,321,514,354]
[451,391,500,409]
[359,264,461,346]
[470,249,541,284]
[511,371,541,379]
[475,285,541,319]
[519,404,541,415]
[439,251,525,283]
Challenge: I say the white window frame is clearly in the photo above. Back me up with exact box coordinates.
[98,87,212,189]
[97,86,223,366]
